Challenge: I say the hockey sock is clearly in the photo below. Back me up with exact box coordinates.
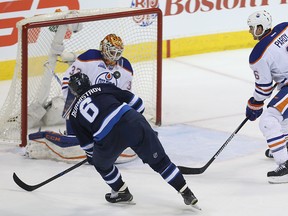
[160,162,187,192]
[149,155,186,191]
[267,135,288,165]
[96,165,125,192]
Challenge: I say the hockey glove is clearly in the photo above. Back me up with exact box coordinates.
[246,97,264,121]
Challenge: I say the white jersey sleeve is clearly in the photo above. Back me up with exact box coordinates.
[249,22,288,102]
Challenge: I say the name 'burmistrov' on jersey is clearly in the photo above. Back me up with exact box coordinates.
[69,84,142,142]
[67,73,200,208]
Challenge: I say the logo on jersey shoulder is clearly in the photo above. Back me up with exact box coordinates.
[95,72,118,86]
[98,62,106,69]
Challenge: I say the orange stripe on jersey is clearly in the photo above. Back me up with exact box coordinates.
[274,97,288,113]
[119,153,137,158]
[268,139,286,148]
[33,139,86,160]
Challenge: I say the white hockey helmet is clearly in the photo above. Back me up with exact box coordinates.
[247,10,272,37]
[100,34,124,63]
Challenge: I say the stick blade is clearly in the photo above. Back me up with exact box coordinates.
[13,172,36,192]
[177,166,204,175]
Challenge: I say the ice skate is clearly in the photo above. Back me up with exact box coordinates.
[267,160,288,184]
[105,187,134,204]
[180,187,201,210]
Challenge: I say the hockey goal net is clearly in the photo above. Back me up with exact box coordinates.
[0,7,162,147]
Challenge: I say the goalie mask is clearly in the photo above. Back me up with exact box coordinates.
[247,10,272,38]
[100,34,124,64]
[68,73,91,97]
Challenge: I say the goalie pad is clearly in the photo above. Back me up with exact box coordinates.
[42,96,66,126]
[27,131,138,164]
[27,102,46,128]
[27,131,83,162]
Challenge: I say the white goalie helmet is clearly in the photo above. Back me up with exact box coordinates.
[100,34,124,63]
[247,10,272,37]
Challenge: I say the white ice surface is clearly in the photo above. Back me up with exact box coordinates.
[1,49,288,216]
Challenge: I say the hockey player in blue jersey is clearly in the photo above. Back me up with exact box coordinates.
[245,10,288,183]
[67,72,200,207]
[28,33,157,162]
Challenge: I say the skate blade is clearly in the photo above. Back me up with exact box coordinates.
[121,200,136,205]
[191,203,202,210]
[268,175,288,184]
[109,200,136,205]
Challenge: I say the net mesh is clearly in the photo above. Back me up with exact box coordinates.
[0,8,161,144]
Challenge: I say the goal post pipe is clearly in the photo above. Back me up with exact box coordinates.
[20,8,163,147]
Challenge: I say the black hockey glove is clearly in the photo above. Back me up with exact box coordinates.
[246,97,264,121]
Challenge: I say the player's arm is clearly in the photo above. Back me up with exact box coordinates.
[252,70,274,102]
[112,86,144,114]
[122,79,132,91]
[246,59,273,121]
[249,51,274,102]
[126,94,144,113]
[119,58,133,91]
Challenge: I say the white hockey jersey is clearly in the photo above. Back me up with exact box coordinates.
[62,49,133,99]
[249,22,288,102]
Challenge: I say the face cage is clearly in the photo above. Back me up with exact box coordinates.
[103,43,123,62]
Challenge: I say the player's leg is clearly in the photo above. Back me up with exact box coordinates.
[92,125,134,203]
[95,165,133,203]
[131,115,199,206]
[259,106,288,183]
[265,118,288,159]
[263,87,288,160]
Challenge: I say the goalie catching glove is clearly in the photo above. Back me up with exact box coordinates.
[246,97,264,121]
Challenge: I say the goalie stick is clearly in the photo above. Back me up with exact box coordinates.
[178,117,249,175]
[13,158,87,191]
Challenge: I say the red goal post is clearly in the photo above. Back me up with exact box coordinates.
[0,7,162,147]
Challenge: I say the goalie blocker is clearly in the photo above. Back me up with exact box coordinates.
[27,131,138,164]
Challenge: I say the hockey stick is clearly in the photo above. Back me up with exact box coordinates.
[178,117,249,175]
[13,158,87,191]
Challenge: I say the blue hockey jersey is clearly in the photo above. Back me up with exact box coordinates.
[69,83,144,154]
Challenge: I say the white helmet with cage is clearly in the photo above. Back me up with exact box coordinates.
[247,10,272,37]
[99,34,124,63]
